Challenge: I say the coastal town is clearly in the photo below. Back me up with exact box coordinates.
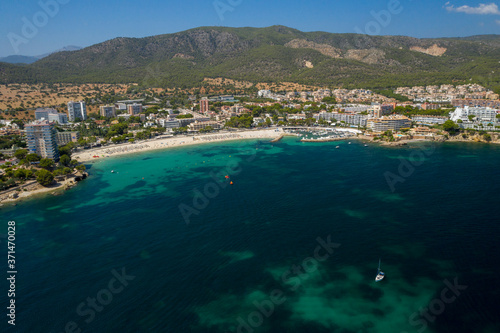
[3,3,500,331]
[1,82,499,202]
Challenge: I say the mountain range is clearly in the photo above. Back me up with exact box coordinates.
[0,26,499,91]
[0,46,82,64]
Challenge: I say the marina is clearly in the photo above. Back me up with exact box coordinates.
[283,127,361,142]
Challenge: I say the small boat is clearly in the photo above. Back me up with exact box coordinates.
[375,258,385,282]
[348,142,351,144]
[111,170,115,173]
[364,144,368,147]
[335,146,340,149]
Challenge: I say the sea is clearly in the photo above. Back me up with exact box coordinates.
[2,137,500,333]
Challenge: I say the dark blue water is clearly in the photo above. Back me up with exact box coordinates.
[2,138,500,333]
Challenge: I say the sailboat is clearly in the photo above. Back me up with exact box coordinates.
[375,258,385,282]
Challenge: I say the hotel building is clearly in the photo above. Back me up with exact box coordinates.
[100,105,116,118]
[367,115,412,132]
[25,120,59,160]
[56,132,80,146]
[68,101,87,122]
[127,103,143,115]
[200,98,209,113]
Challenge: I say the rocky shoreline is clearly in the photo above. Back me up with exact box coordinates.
[377,133,500,146]
[0,173,87,205]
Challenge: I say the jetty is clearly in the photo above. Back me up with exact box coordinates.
[301,137,345,142]
[270,134,285,142]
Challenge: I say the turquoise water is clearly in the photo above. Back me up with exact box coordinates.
[3,138,500,332]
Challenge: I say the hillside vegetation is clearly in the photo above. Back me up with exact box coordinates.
[1,26,499,91]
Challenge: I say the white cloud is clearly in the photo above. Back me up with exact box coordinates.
[445,2,500,15]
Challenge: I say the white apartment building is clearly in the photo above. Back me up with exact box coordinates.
[449,106,499,122]
[67,101,87,122]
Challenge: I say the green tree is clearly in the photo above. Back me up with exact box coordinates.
[58,142,75,157]
[322,96,337,104]
[36,169,54,186]
[77,138,88,147]
[14,169,33,180]
[26,153,41,163]
[39,158,55,170]
[176,114,194,119]
[443,120,460,135]
[59,154,71,167]
[14,149,28,160]
[483,133,492,142]
[53,169,64,178]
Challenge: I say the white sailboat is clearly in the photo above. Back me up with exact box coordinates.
[375,258,385,282]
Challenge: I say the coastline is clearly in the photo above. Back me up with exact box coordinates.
[73,129,284,163]
[1,129,283,205]
[3,129,498,205]
[0,177,78,205]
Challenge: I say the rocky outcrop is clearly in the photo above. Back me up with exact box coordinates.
[285,39,342,58]
[345,49,386,65]
[410,44,447,56]
[173,53,194,60]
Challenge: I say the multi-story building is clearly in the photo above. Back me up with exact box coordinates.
[116,103,127,110]
[35,108,68,124]
[452,99,500,109]
[127,103,143,115]
[342,105,371,113]
[48,113,68,124]
[411,115,448,126]
[156,118,180,129]
[449,106,500,122]
[187,121,222,131]
[367,115,412,132]
[100,105,116,118]
[420,103,440,110]
[177,118,196,127]
[25,120,59,160]
[333,113,368,127]
[315,111,368,127]
[35,108,58,120]
[371,104,394,118]
[67,101,87,122]
[200,98,209,113]
[56,132,80,146]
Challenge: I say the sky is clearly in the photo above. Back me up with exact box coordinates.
[0,0,499,57]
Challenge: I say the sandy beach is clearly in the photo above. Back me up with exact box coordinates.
[73,128,284,163]
[0,129,282,205]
